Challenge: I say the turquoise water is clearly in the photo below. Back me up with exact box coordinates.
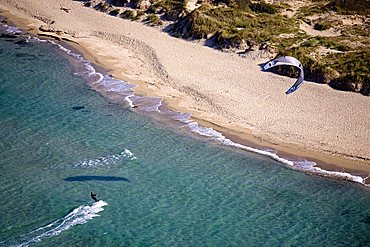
[0,24,370,247]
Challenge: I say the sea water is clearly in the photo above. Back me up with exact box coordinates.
[0,23,369,247]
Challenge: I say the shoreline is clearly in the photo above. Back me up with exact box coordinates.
[0,1,369,185]
[64,38,370,184]
[39,39,370,186]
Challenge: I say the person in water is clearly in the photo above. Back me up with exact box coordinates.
[90,192,99,202]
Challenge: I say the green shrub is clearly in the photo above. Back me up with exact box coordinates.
[213,29,245,49]
[121,10,136,19]
[233,0,251,9]
[341,24,370,40]
[296,2,328,18]
[301,37,350,52]
[325,49,370,95]
[249,2,279,14]
[314,21,332,31]
[326,0,370,15]
[94,2,111,12]
[109,9,120,16]
[154,0,187,18]
[147,14,163,25]
[171,4,297,45]
[133,10,145,20]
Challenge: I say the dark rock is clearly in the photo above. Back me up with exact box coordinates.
[14,39,28,45]
[72,106,86,110]
[39,25,52,32]
[60,7,71,13]
[109,9,120,16]
[0,33,18,39]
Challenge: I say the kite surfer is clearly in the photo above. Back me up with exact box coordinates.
[90,192,99,202]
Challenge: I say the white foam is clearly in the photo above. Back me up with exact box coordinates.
[3,24,22,34]
[12,201,108,247]
[50,41,163,111]
[53,45,135,107]
[29,37,167,111]
[92,74,137,107]
[142,98,162,112]
[28,38,104,84]
[73,149,137,168]
[130,95,163,112]
[125,95,135,108]
[122,149,135,158]
[173,112,366,185]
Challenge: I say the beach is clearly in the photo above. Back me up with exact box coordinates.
[0,0,369,179]
[1,3,370,245]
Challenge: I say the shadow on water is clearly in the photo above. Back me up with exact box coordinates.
[64,175,130,182]
[360,215,370,225]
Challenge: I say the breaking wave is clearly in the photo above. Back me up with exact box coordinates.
[50,40,163,111]
[0,20,22,34]
[9,201,108,247]
[175,117,366,185]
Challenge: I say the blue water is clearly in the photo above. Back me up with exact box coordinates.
[0,23,370,247]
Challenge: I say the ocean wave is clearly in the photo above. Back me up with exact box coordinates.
[27,35,164,112]
[49,40,165,112]
[9,200,108,247]
[130,95,163,112]
[5,25,22,34]
[73,149,137,168]
[92,74,136,107]
[173,114,366,185]
[51,40,104,83]
[0,21,22,34]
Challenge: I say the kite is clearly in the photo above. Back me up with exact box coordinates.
[263,56,304,95]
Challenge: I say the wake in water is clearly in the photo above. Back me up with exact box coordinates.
[72,149,137,168]
[8,201,108,247]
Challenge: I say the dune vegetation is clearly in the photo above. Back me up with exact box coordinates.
[85,0,369,95]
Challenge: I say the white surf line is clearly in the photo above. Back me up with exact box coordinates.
[0,21,22,34]
[175,113,366,185]
[31,34,166,113]
[11,201,108,247]
[49,40,137,108]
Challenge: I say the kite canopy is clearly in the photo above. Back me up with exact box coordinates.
[263,56,304,95]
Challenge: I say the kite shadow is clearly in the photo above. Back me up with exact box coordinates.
[64,175,130,182]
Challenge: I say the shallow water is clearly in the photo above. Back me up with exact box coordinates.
[0,24,370,247]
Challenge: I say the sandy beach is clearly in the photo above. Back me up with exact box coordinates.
[0,0,369,179]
